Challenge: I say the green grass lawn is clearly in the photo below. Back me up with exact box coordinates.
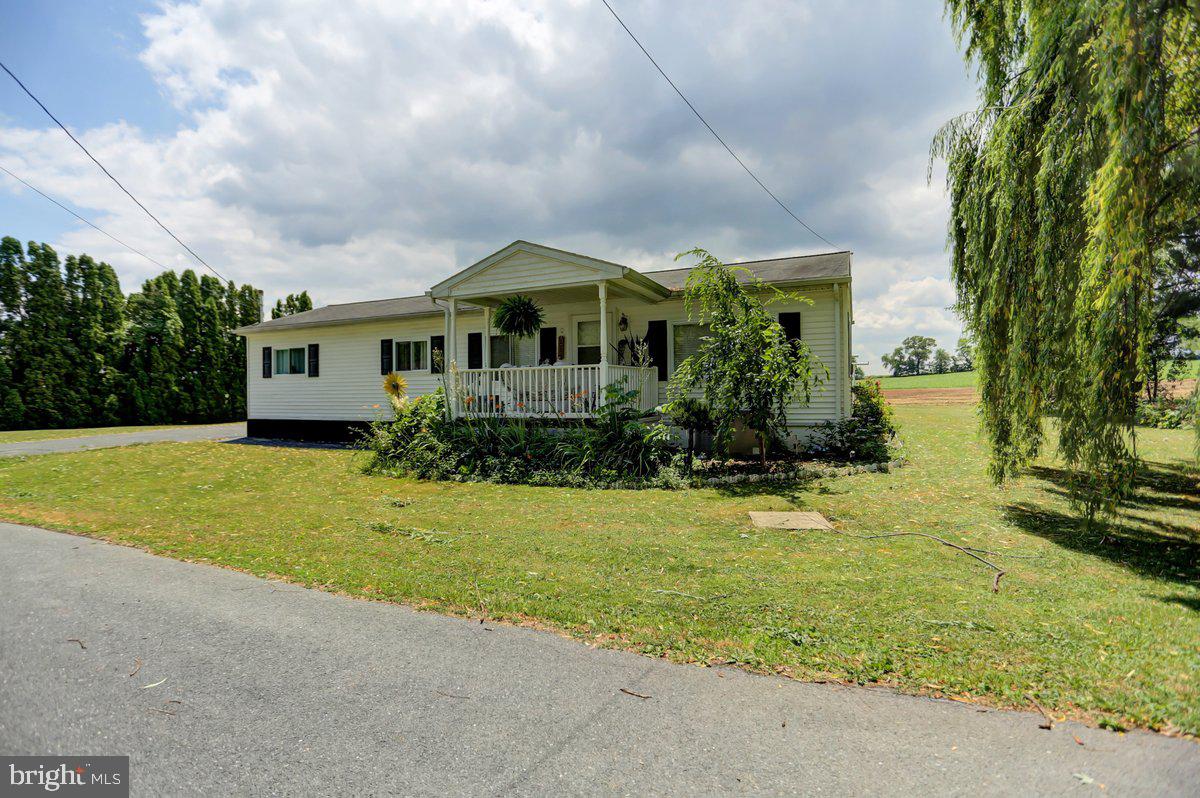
[0,405,1197,734]
[0,424,201,443]
[873,371,979,389]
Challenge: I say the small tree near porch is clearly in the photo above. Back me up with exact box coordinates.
[667,248,827,466]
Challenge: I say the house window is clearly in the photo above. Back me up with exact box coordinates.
[393,339,427,371]
[778,312,802,343]
[671,323,708,372]
[576,319,601,365]
[274,347,306,375]
[490,334,514,366]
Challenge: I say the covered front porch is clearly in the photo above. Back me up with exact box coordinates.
[427,241,671,420]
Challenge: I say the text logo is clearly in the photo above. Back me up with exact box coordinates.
[2,757,128,797]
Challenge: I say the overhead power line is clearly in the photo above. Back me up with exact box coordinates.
[0,162,170,271]
[0,59,229,282]
[598,0,838,250]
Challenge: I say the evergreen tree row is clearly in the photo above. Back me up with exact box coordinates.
[0,236,268,431]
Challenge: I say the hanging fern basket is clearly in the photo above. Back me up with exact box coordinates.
[493,294,545,338]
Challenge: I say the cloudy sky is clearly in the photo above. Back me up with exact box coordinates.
[0,0,978,371]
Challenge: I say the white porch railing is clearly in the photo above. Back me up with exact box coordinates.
[452,364,658,419]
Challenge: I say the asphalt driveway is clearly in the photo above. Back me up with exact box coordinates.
[1,522,1195,796]
[0,423,246,457]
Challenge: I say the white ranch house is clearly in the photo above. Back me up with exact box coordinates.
[236,240,854,446]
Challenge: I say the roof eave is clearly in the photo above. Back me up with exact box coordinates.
[234,306,483,336]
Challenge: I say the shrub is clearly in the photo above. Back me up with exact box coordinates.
[360,390,453,479]
[360,381,677,487]
[1135,396,1196,429]
[808,380,897,462]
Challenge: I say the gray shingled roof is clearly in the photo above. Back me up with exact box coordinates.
[235,250,850,334]
[641,250,852,291]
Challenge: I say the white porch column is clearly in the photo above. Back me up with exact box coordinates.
[482,306,492,369]
[447,298,458,369]
[482,305,492,411]
[598,281,609,400]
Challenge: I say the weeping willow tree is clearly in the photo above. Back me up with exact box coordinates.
[932,0,1200,514]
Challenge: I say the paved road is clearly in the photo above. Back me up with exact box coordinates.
[1,523,1195,796]
[0,423,246,457]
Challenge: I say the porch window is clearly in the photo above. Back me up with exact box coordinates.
[274,347,306,375]
[671,323,708,372]
[576,320,601,365]
[393,339,427,371]
[490,335,514,366]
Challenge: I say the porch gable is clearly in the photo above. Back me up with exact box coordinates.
[427,240,669,302]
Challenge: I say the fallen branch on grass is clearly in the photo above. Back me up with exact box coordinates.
[1026,693,1055,729]
[651,589,730,602]
[825,530,1008,592]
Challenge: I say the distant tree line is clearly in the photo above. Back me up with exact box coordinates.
[272,291,312,319]
[880,335,975,377]
[0,236,273,431]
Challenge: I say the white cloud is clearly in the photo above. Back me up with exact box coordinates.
[0,0,977,366]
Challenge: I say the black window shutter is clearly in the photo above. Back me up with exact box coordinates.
[430,335,445,374]
[307,343,319,378]
[262,346,272,378]
[539,327,557,364]
[380,339,393,375]
[645,321,667,381]
[467,332,482,369]
[779,312,802,342]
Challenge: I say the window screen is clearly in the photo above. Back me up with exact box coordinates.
[671,324,708,370]
[577,320,601,365]
[490,335,513,366]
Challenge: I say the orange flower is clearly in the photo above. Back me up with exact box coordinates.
[464,395,475,405]
[516,401,525,409]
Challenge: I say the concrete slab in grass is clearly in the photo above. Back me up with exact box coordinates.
[748,511,834,530]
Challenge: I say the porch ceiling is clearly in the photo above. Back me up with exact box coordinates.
[460,280,656,307]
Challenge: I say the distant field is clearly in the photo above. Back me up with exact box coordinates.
[870,360,1199,391]
[0,424,186,444]
[870,371,978,390]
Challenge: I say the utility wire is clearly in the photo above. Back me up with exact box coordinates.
[598,0,838,250]
[0,163,170,271]
[0,59,228,282]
